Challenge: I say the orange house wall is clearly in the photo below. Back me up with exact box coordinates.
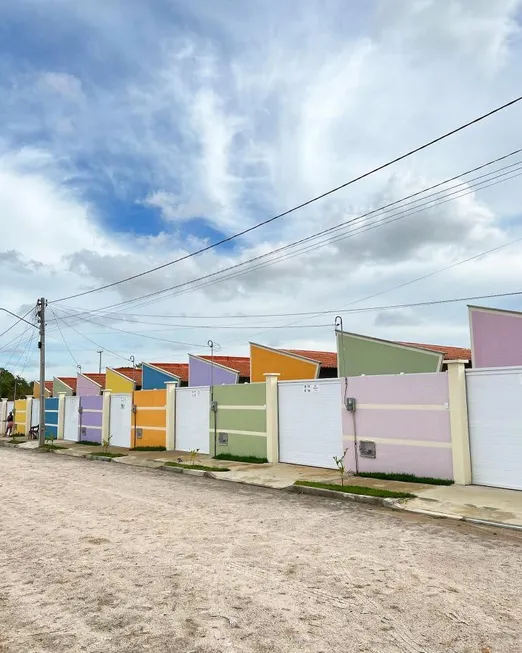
[132,389,166,448]
[250,344,320,382]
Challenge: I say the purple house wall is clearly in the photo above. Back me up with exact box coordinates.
[341,372,453,480]
[79,395,103,444]
[470,306,522,368]
[76,374,102,396]
[189,355,239,387]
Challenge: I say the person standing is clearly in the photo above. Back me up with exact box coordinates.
[5,411,14,437]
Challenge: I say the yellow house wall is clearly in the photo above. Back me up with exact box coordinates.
[250,343,320,382]
[105,368,135,393]
[132,389,166,448]
[14,399,26,433]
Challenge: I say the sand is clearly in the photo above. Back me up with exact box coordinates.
[0,448,520,652]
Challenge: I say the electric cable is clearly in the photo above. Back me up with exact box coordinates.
[50,96,522,304]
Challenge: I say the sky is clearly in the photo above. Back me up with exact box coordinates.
[1,0,522,381]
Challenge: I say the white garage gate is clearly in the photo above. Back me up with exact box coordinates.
[31,398,40,427]
[175,387,210,453]
[64,396,80,442]
[278,379,342,469]
[467,367,522,491]
[109,394,132,448]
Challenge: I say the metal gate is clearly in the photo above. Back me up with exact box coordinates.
[109,393,132,448]
[31,398,39,427]
[175,387,210,453]
[278,379,342,469]
[64,396,80,441]
[467,367,522,490]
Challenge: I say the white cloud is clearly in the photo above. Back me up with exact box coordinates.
[1,0,522,381]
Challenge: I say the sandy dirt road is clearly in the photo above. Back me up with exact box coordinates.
[0,449,521,653]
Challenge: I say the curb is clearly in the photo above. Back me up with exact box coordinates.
[160,465,216,479]
[289,483,402,508]
[4,444,522,533]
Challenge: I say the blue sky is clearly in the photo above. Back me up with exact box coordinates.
[1,0,522,379]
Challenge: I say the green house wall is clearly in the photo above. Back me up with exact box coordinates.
[210,383,267,458]
[336,332,443,377]
[53,378,74,396]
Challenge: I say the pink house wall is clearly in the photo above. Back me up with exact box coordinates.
[76,374,102,396]
[470,307,522,368]
[341,372,453,479]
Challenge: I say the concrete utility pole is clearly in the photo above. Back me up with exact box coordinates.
[97,350,103,374]
[37,298,46,447]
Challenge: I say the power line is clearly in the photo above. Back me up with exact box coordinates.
[61,158,522,318]
[0,305,37,340]
[51,96,522,304]
[48,307,80,367]
[50,307,207,353]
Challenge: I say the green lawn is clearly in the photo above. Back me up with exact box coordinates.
[164,462,230,472]
[213,453,268,464]
[356,472,453,486]
[90,452,126,458]
[294,480,414,500]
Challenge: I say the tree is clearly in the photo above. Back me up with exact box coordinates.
[0,368,33,400]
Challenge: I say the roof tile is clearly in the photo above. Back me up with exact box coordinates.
[150,363,189,383]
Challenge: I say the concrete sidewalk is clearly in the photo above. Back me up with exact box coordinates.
[4,438,522,530]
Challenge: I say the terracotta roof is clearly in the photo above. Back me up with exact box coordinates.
[149,363,189,383]
[285,349,338,368]
[113,367,143,385]
[44,381,53,393]
[83,373,106,388]
[198,355,251,378]
[398,342,471,361]
[56,377,77,392]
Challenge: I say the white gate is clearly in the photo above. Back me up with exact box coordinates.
[467,367,522,490]
[31,399,40,427]
[278,379,342,469]
[64,396,80,441]
[109,394,132,448]
[175,387,210,453]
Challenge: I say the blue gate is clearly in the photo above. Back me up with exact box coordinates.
[45,397,59,439]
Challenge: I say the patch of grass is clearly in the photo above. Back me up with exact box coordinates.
[77,440,101,446]
[356,472,453,486]
[131,446,166,451]
[213,453,268,464]
[294,480,414,500]
[90,452,126,458]
[164,462,230,472]
[41,444,67,451]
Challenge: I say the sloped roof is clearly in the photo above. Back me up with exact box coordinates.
[149,362,189,383]
[56,376,77,392]
[285,349,338,368]
[113,366,143,385]
[198,355,251,378]
[83,373,106,388]
[44,381,53,393]
[398,342,471,361]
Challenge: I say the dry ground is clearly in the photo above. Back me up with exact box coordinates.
[0,448,520,653]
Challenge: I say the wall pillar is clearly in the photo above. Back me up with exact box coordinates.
[447,360,472,485]
[57,393,66,440]
[165,382,177,451]
[264,373,280,464]
[0,399,7,436]
[101,390,111,445]
[25,396,33,435]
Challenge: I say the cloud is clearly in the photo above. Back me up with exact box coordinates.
[374,309,422,327]
[1,0,522,381]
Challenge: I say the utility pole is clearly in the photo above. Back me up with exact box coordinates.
[97,350,103,374]
[37,298,46,447]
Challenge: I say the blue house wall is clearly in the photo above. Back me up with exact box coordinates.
[141,364,180,390]
[45,397,59,438]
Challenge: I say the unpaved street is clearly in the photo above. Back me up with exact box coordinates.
[0,450,520,653]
